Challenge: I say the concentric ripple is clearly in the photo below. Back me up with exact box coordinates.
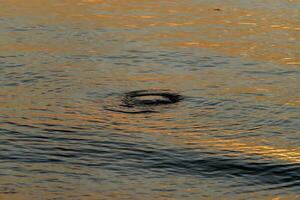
[104,89,183,114]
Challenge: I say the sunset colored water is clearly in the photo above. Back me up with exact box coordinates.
[0,0,299,199]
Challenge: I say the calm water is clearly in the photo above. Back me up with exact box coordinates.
[0,0,300,199]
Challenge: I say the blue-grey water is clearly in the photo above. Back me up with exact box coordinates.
[0,0,300,199]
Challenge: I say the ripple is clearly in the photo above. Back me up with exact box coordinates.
[104,89,183,114]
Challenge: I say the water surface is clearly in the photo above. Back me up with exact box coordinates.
[0,0,300,199]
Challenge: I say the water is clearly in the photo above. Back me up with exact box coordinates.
[0,0,300,199]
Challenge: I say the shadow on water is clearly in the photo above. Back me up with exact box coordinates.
[1,125,299,194]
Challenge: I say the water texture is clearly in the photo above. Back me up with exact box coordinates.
[0,0,300,199]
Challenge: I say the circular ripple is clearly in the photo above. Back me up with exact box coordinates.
[104,89,183,114]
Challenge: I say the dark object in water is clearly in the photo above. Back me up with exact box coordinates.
[123,89,183,107]
[104,89,183,114]
[213,8,222,11]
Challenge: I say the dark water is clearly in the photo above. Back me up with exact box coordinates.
[0,0,300,199]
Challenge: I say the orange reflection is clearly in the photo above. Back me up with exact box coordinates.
[81,0,299,66]
[1,0,299,65]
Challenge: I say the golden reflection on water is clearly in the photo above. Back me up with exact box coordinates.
[1,0,299,65]
[79,0,299,66]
